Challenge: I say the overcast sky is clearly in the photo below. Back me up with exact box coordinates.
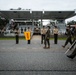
[0,0,76,22]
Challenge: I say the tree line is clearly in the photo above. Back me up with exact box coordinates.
[67,20,76,25]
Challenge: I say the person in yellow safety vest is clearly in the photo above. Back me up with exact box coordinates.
[26,27,31,44]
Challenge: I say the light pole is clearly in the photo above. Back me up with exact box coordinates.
[41,9,45,27]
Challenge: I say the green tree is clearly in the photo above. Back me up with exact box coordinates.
[67,20,76,25]
[0,18,9,29]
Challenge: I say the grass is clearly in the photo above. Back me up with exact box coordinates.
[50,37,66,40]
[0,37,66,40]
[0,37,25,40]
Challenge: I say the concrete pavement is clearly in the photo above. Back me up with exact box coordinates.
[0,36,76,75]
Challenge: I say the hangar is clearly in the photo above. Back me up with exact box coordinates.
[0,9,76,20]
[0,9,76,36]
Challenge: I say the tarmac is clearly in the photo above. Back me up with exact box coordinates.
[0,35,76,75]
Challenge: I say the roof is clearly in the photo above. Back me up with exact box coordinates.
[0,10,76,20]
